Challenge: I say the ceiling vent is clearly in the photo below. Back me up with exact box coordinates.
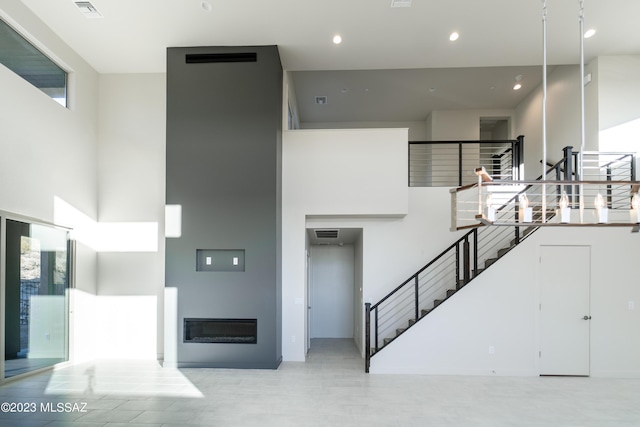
[185,52,257,64]
[391,0,412,7]
[315,96,328,105]
[74,1,103,18]
[315,229,339,239]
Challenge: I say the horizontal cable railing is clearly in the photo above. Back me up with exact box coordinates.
[580,151,637,210]
[451,147,639,230]
[365,229,478,371]
[409,136,523,187]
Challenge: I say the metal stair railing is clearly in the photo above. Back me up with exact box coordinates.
[364,154,574,373]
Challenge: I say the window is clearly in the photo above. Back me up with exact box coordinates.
[0,18,68,107]
[3,217,71,379]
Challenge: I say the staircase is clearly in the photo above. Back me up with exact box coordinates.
[364,157,570,373]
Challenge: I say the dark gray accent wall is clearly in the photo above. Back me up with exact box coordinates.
[166,46,282,369]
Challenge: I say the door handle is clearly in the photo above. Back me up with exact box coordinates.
[582,315,592,320]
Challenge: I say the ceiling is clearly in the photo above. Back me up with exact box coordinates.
[16,0,640,124]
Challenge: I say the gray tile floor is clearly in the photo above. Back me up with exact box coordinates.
[1,338,640,426]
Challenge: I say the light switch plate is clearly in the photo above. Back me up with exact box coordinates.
[196,249,245,272]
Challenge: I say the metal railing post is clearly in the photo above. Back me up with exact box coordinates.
[463,237,470,285]
[455,242,460,286]
[414,276,419,321]
[374,306,379,352]
[563,146,574,203]
[517,135,525,181]
[365,303,371,373]
[556,165,562,205]
[607,166,613,208]
[458,141,463,186]
[472,228,478,280]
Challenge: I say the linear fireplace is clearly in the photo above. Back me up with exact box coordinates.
[183,318,257,344]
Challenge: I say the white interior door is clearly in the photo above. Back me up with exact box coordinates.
[539,245,591,376]
[310,245,354,338]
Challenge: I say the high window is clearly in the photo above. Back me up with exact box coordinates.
[0,19,68,107]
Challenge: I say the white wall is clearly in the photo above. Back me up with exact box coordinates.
[430,109,515,141]
[597,55,640,131]
[97,74,166,359]
[0,1,99,363]
[515,64,599,179]
[282,128,409,361]
[301,121,429,140]
[370,225,640,377]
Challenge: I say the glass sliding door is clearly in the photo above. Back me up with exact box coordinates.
[4,218,70,378]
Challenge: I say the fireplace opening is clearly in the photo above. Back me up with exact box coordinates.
[184,318,257,344]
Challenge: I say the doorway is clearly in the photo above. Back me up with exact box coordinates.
[539,245,591,376]
[2,215,71,381]
[480,118,510,140]
[310,245,354,339]
[306,227,363,356]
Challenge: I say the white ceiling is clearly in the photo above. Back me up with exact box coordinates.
[17,0,640,124]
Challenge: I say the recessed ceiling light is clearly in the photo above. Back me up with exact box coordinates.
[449,32,459,42]
[201,1,213,12]
[333,35,342,45]
[584,28,596,38]
[513,74,523,90]
[341,88,348,93]
[428,87,436,93]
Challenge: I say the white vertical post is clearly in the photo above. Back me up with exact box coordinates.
[541,0,548,223]
[579,0,586,223]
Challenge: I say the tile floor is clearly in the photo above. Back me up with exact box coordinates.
[0,338,639,426]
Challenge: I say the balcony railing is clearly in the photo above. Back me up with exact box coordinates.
[409,136,523,187]
[450,147,639,231]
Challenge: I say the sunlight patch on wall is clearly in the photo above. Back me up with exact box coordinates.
[53,196,99,250]
[97,222,158,252]
[600,117,640,154]
[54,196,159,252]
[165,204,182,238]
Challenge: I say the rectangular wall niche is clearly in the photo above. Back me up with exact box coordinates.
[184,318,257,344]
[196,249,245,272]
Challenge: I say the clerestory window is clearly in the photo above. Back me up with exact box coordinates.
[0,18,68,107]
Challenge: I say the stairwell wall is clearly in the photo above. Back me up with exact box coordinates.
[370,226,640,377]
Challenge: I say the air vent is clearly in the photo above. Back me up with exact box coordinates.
[315,229,339,239]
[315,96,328,105]
[74,1,103,18]
[185,53,257,64]
[391,0,412,7]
